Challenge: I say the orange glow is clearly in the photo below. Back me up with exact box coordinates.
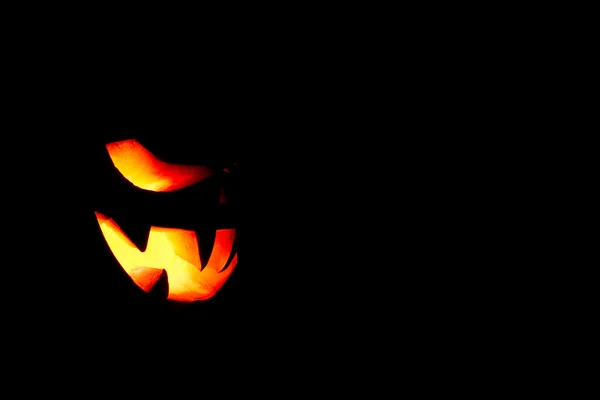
[106,139,214,192]
[95,211,237,302]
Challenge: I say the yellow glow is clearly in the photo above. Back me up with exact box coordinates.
[95,211,237,302]
[106,139,214,192]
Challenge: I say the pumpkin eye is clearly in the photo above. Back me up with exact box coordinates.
[106,139,214,192]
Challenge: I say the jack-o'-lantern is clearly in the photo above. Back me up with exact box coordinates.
[93,137,239,303]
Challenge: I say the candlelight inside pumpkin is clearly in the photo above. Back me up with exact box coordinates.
[106,139,214,192]
[95,211,237,302]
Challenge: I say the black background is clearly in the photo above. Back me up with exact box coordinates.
[0,20,529,386]
[4,50,409,367]
[3,75,479,381]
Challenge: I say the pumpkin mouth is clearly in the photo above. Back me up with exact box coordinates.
[95,211,237,302]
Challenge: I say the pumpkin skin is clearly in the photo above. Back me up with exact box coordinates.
[90,135,239,304]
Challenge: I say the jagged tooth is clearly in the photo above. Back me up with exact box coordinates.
[205,229,236,272]
[220,252,238,274]
[127,222,152,253]
[129,267,165,293]
[219,242,238,273]
[146,269,169,301]
[111,213,151,252]
[196,227,216,271]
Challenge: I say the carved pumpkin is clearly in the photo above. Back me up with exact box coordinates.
[93,138,238,303]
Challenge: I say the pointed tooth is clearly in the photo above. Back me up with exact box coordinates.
[219,241,238,273]
[195,226,216,271]
[129,267,165,293]
[111,212,152,252]
[126,221,152,252]
[147,269,169,301]
[205,229,236,272]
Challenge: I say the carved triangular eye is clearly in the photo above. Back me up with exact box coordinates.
[106,139,214,192]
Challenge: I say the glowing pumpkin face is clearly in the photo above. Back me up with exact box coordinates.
[94,139,238,302]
